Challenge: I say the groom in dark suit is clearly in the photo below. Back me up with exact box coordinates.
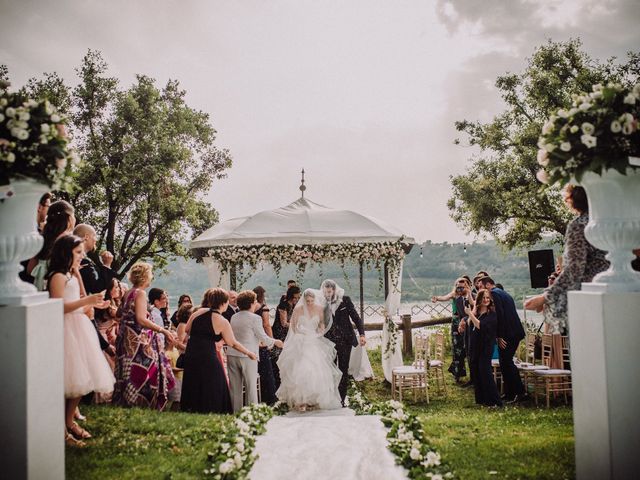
[321,279,366,405]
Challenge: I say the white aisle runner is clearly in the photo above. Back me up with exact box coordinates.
[249,409,408,480]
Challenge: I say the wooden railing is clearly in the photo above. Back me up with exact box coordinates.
[364,314,451,354]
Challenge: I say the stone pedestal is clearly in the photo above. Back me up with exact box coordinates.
[568,289,640,480]
[0,299,64,479]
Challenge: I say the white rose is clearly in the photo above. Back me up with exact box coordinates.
[50,114,61,123]
[592,83,603,92]
[5,152,16,163]
[557,109,569,118]
[581,134,597,148]
[426,451,441,466]
[409,447,422,460]
[589,91,603,99]
[623,94,636,105]
[568,107,579,116]
[5,107,16,118]
[219,460,234,474]
[26,99,38,108]
[39,135,48,144]
[0,113,4,122]
[570,125,579,133]
[611,120,622,133]
[0,98,7,106]
[541,120,554,135]
[536,170,549,184]
[579,102,591,111]
[620,113,634,124]
[536,149,549,166]
[233,453,242,468]
[543,142,556,153]
[634,84,640,96]
[44,101,53,115]
[56,158,67,169]
[622,122,634,135]
[41,123,50,133]
[581,122,595,135]
[18,111,30,121]
[560,142,571,152]
[431,475,443,480]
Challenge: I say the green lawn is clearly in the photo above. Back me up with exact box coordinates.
[360,349,575,480]
[67,348,575,480]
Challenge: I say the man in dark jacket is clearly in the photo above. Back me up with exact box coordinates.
[74,224,116,353]
[480,276,526,402]
[321,279,366,405]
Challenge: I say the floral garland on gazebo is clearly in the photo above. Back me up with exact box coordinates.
[202,237,410,289]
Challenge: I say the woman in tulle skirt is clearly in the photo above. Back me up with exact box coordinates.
[47,234,115,447]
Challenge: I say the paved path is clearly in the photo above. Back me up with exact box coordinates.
[250,408,407,480]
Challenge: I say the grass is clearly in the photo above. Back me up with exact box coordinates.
[360,348,575,480]
[67,347,575,480]
[66,406,233,479]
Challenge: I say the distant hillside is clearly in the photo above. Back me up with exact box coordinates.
[151,240,560,306]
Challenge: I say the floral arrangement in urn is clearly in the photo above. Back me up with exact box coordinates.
[536,82,640,185]
[0,80,79,192]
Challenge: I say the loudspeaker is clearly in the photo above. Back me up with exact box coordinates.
[528,249,555,288]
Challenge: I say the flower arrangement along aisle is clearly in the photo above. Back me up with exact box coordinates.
[348,382,453,480]
[0,80,79,304]
[536,82,640,291]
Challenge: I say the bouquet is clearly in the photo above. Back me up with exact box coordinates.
[536,82,640,185]
[0,80,79,190]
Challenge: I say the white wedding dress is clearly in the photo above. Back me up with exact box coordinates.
[276,313,342,410]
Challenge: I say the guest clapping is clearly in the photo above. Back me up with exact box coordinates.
[47,234,114,446]
[113,262,176,410]
[465,289,502,407]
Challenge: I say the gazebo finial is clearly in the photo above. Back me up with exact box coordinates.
[299,168,306,198]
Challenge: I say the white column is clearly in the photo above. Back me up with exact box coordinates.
[202,257,230,290]
[1,299,65,479]
[568,289,640,480]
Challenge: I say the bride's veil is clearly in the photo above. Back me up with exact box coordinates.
[285,288,331,340]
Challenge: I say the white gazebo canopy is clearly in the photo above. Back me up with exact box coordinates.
[190,196,414,249]
[190,174,414,320]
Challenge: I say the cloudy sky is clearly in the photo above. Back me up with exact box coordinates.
[1,0,638,243]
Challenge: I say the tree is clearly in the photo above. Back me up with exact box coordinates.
[448,39,639,249]
[13,50,232,277]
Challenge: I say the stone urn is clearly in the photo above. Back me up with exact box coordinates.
[0,179,49,305]
[579,166,640,292]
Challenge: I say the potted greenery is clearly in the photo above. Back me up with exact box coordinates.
[0,80,78,304]
[536,82,640,291]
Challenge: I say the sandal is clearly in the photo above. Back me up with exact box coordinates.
[68,422,92,439]
[75,408,87,422]
[65,432,86,448]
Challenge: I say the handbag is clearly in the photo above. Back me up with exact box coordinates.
[176,353,185,369]
[533,323,544,360]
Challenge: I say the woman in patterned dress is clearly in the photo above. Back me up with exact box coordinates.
[113,262,177,410]
[525,185,609,334]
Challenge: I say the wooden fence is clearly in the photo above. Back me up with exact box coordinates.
[364,314,451,354]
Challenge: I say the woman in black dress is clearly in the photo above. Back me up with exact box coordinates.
[465,289,502,407]
[253,286,278,404]
[181,288,256,413]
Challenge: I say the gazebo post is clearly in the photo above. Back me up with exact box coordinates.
[383,261,389,299]
[359,260,364,321]
[230,264,237,291]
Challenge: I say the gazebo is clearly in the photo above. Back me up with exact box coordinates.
[190,174,415,318]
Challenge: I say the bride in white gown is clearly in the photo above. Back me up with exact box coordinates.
[276,289,342,411]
